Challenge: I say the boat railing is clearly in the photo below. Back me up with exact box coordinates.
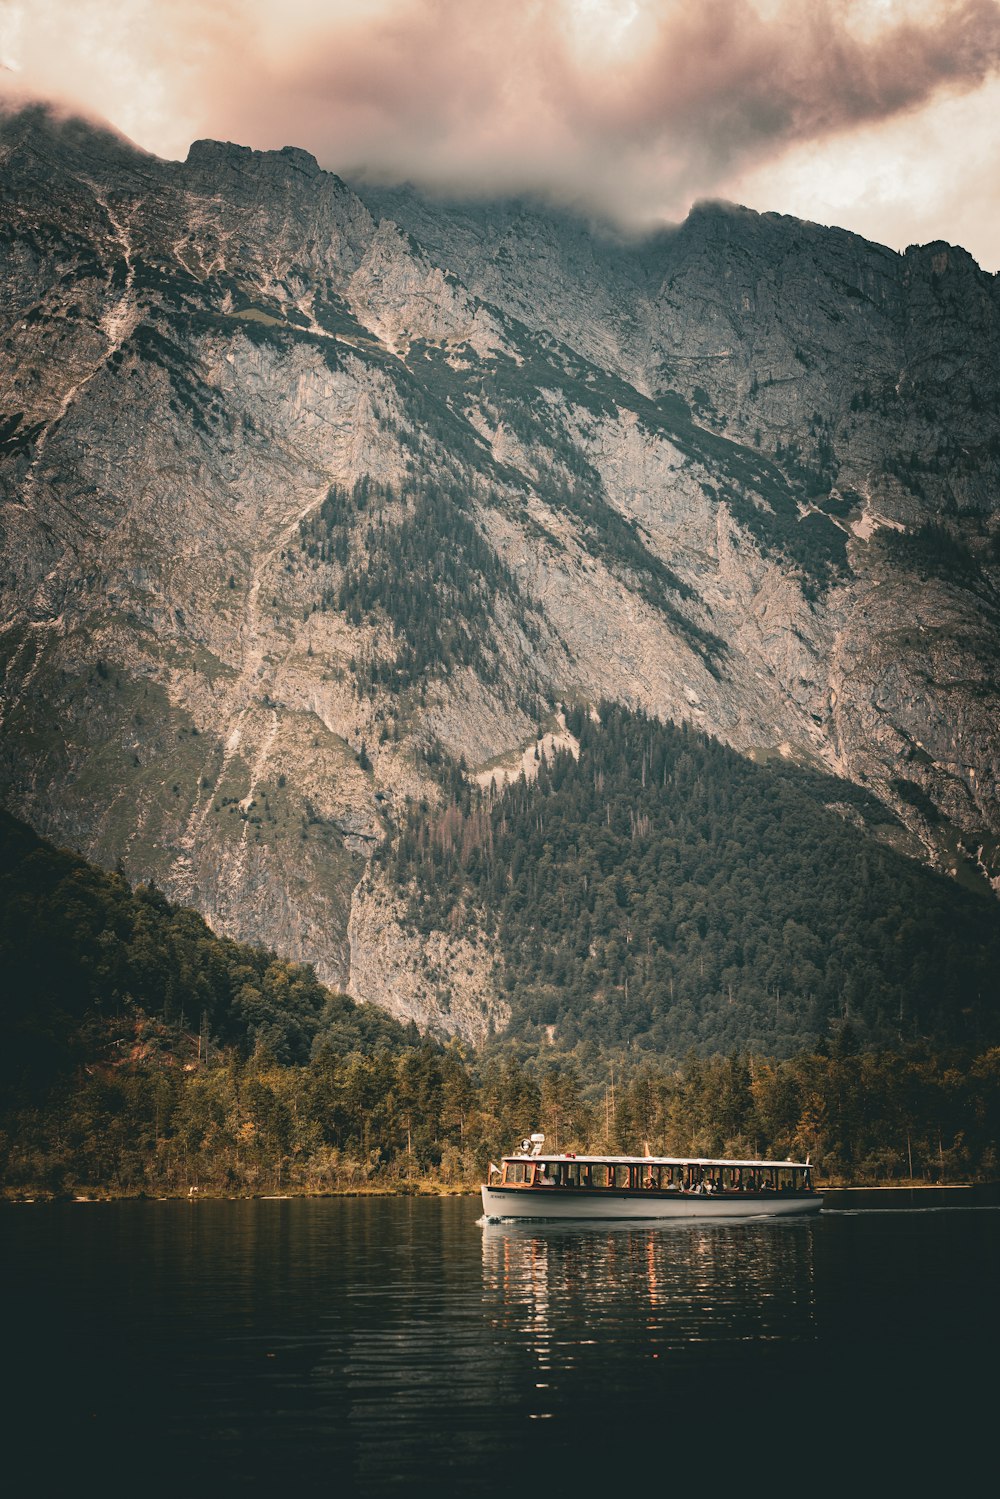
[494,1158,815,1194]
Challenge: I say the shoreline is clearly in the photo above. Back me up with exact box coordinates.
[0,1183,480,1203]
[3,1180,995,1205]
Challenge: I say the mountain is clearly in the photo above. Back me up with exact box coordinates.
[1,104,998,1049]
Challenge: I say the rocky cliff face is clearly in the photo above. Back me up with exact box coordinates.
[1,106,998,1040]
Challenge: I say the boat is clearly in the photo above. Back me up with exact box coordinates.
[481,1134,821,1221]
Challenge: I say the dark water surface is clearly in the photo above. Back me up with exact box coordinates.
[3,1197,996,1494]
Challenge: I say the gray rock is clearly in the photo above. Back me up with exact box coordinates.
[1,104,998,1040]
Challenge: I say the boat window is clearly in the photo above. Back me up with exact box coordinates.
[590,1164,609,1188]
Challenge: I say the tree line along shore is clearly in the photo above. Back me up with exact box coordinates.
[4,1031,998,1200]
[2,789,998,1200]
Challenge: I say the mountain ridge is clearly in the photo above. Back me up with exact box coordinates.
[1,104,998,1044]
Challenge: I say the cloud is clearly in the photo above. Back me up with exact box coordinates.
[729,70,1000,266]
[2,1,1000,262]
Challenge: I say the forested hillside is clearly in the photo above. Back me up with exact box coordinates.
[0,810,413,1105]
[2,812,999,1196]
[385,706,1000,1057]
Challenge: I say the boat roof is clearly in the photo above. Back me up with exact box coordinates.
[503,1154,811,1170]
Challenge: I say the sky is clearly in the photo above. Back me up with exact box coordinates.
[1,0,998,269]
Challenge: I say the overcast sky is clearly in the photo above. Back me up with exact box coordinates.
[2,0,998,269]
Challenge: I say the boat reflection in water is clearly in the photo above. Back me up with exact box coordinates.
[480,1214,819,1433]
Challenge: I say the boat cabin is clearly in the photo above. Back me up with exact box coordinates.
[495,1153,814,1196]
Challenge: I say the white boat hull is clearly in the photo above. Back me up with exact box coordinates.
[481,1185,822,1221]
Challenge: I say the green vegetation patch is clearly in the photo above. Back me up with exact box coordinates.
[298,476,544,701]
[384,705,1000,1059]
[1,816,998,1196]
[0,809,411,1104]
[877,521,988,590]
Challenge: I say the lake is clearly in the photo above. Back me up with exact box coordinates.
[3,1195,996,1494]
